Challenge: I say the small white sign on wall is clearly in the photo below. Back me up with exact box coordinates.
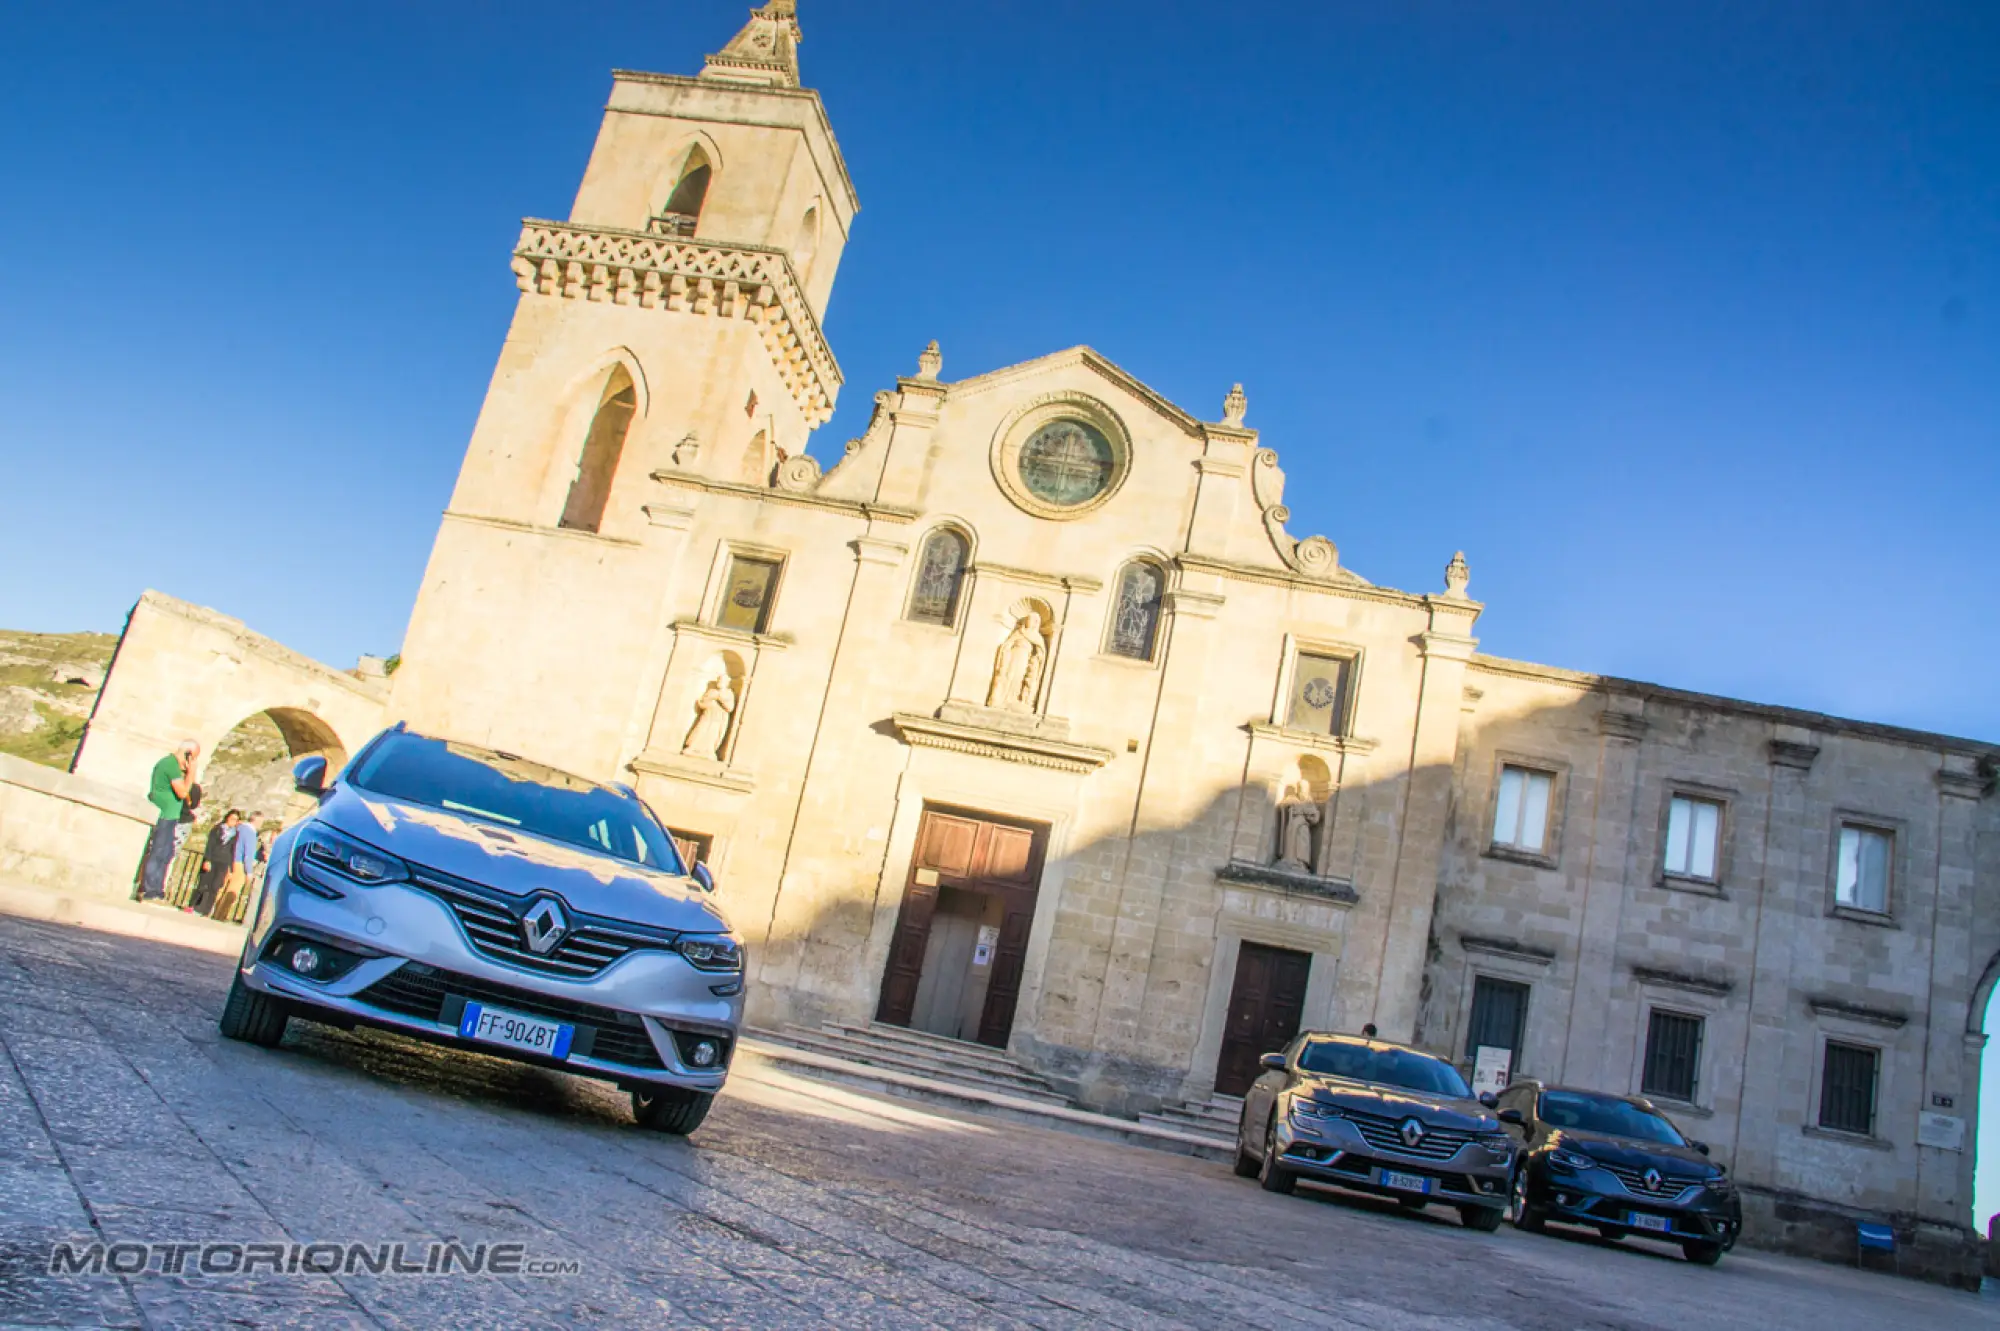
[973,925,1000,967]
[1471,1045,1513,1098]
[1918,1111,1966,1152]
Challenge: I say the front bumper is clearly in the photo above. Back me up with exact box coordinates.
[1529,1161,1742,1246]
[1274,1112,1512,1209]
[241,860,743,1094]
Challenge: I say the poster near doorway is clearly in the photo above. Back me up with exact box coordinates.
[1214,941,1312,1096]
[877,806,1046,1048]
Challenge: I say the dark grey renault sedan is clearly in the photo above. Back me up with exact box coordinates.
[1235,1033,1519,1229]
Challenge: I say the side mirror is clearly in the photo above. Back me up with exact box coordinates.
[292,755,329,798]
[691,862,715,893]
[1498,1108,1526,1126]
[1478,1091,1499,1108]
[1693,1141,1710,1156]
[1258,1052,1286,1072]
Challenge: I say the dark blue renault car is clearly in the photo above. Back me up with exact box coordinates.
[1498,1082,1742,1265]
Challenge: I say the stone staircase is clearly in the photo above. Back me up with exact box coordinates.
[737,1021,1233,1162]
[753,1021,1069,1105]
[1139,1093,1242,1146]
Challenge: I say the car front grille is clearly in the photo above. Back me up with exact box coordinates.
[409,870,675,979]
[355,962,666,1070]
[1601,1161,1705,1201]
[1341,1107,1477,1163]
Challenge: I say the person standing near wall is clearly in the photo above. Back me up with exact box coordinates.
[188,809,240,916]
[135,740,199,903]
[211,811,261,921]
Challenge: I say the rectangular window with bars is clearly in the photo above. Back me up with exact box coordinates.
[1641,1009,1703,1102]
[1818,1041,1879,1136]
[1464,975,1530,1063]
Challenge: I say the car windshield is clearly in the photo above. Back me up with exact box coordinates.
[347,732,685,873]
[1538,1091,1686,1145]
[1296,1040,1472,1098]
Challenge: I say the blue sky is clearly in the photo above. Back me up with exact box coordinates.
[2,0,1998,1205]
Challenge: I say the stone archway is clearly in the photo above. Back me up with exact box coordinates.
[70,591,387,796]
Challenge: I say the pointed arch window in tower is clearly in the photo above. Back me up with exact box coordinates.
[559,366,637,533]
[795,205,820,286]
[1107,561,1165,660]
[907,528,970,626]
[652,149,712,238]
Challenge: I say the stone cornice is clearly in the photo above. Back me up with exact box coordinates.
[442,509,644,549]
[1246,721,1381,756]
[1937,763,1992,801]
[971,563,1104,595]
[1808,996,1908,1029]
[1215,861,1359,904]
[1631,964,1733,997]
[1470,653,2000,759]
[1175,554,1426,611]
[513,220,840,426]
[629,750,755,794]
[1460,934,1557,966]
[650,468,919,523]
[1599,709,1649,742]
[668,619,791,652]
[1768,739,1821,771]
[890,712,1113,774]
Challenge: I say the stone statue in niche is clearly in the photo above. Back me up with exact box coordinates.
[1276,784,1321,873]
[681,677,736,760]
[987,612,1047,712]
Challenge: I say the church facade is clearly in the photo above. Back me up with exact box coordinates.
[384,4,1996,1278]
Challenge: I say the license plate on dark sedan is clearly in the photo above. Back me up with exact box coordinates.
[1628,1211,1672,1233]
[457,1001,575,1060]
[1379,1170,1429,1194]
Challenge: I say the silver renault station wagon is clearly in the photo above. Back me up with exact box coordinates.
[220,724,744,1135]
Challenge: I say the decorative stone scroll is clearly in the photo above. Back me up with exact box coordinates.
[1250,449,1353,583]
[511,220,838,426]
[773,454,822,493]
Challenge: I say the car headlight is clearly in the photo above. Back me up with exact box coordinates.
[1547,1149,1598,1171]
[291,826,410,898]
[675,934,743,973]
[1703,1171,1733,1193]
[1477,1133,1513,1152]
[1290,1098,1343,1120]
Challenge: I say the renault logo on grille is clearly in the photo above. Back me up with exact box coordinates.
[520,897,569,955]
[1399,1117,1427,1148]
[1644,1167,1664,1193]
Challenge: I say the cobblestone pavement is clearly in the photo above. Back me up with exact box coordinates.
[0,914,1991,1331]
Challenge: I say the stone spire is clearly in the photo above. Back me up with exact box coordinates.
[700,2,803,89]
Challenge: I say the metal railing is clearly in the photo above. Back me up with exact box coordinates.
[157,838,265,925]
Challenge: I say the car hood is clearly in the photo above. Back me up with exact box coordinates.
[1546,1127,1714,1173]
[1295,1076,1502,1132]
[318,789,732,935]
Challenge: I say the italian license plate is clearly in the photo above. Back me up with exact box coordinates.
[1380,1170,1430,1194]
[1628,1211,1672,1233]
[457,1001,575,1060]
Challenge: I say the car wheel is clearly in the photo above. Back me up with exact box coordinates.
[1232,1117,1261,1178]
[1681,1240,1724,1267]
[1257,1117,1296,1195]
[1459,1205,1505,1232]
[631,1085,714,1136]
[218,974,289,1047]
[1508,1169,1546,1233]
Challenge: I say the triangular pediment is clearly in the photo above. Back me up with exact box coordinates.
[943,346,1209,438]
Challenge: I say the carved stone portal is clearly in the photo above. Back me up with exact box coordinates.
[987,612,1047,712]
[681,676,736,759]
[1276,785,1322,872]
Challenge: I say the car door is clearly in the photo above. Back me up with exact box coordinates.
[1240,1036,1297,1148]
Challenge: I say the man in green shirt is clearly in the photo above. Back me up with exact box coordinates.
[136,740,200,902]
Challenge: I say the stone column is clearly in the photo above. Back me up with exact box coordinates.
[1923,756,1988,1221]
[1554,699,1647,1085]
[752,527,913,1012]
[612,498,702,769]
[1731,729,1820,1188]
[1365,600,1478,1041]
[1090,583,1226,1068]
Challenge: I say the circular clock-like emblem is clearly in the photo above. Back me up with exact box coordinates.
[1303,678,1338,709]
[1017,418,1115,507]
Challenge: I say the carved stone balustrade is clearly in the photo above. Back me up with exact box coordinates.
[511,219,840,426]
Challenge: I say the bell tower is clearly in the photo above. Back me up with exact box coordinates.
[389,2,857,774]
